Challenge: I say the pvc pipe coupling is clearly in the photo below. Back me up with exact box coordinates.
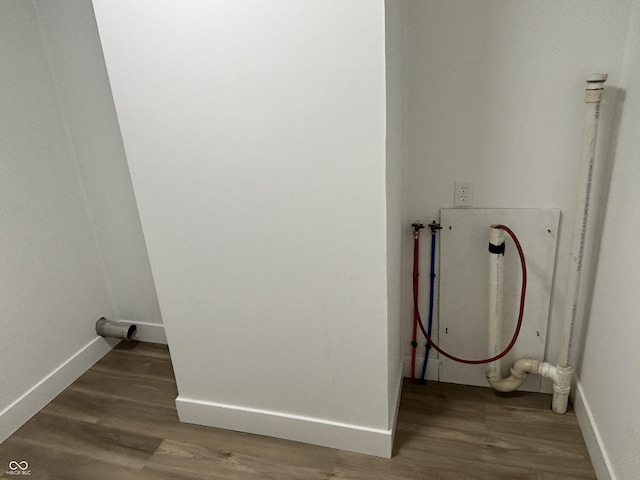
[96,317,137,340]
[585,73,607,103]
[489,225,506,254]
[551,364,572,415]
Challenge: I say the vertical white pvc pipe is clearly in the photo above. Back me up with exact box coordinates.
[552,74,607,414]
[557,74,608,369]
[486,226,506,384]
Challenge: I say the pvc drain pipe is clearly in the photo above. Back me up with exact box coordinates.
[486,227,506,387]
[485,225,570,408]
[555,74,608,402]
[537,73,608,413]
[486,75,607,413]
[96,317,137,340]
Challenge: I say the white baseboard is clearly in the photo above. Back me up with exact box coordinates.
[402,353,439,382]
[0,336,118,444]
[176,397,394,458]
[574,380,615,480]
[119,320,166,344]
[388,364,403,452]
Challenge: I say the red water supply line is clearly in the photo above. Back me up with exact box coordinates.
[410,223,425,382]
[413,224,527,365]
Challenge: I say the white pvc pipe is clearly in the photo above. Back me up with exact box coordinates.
[557,74,608,369]
[484,225,572,406]
[489,358,540,392]
[485,75,608,415]
[552,74,607,413]
[486,226,506,386]
[484,227,556,394]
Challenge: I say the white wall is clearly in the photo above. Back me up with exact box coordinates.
[384,0,408,427]
[403,1,638,475]
[575,2,640,478]
[34,0,164,341]
[93,0,398,456]
[0,0,163,443]
[403,0,633,388]
[0,0,116,442]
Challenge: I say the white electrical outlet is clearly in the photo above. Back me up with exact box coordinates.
[454,181,473,207]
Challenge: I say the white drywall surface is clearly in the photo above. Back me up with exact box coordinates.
[1,0,164,442]
[402,0,633,391]
[576,1,640,478]
[0,0,116,440]
[384,0,408,426]
[33,0,162,329]
[93,0,395,452]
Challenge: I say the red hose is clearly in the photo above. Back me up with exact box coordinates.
[410,233,420,382]
[414,224,527,365]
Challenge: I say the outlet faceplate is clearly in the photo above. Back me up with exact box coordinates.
[454,181,473,207]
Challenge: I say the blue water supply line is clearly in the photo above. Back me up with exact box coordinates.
[419,221,440,384]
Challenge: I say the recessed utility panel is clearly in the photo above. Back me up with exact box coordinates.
[439,208,559,392]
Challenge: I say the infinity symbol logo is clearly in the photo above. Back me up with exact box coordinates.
[8,461,28,471]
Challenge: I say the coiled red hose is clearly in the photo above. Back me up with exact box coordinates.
[415,224,527,365]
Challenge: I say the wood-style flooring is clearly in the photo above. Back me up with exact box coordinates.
[0,341,596,479]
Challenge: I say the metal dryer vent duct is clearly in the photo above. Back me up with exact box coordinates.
[96,317,137,340]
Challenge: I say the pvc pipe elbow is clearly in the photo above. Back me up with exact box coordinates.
[487,358,549,392]
[486,358,540,392]
[513,358,540,376]
[487,375,526,392]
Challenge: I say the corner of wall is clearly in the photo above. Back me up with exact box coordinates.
[118,320,167,345]
[573,380,615,480]
[0,337,118,444]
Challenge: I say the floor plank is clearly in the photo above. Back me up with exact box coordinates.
[145,438,336,480]
[0,341,596,479]
[8,411,162,469]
